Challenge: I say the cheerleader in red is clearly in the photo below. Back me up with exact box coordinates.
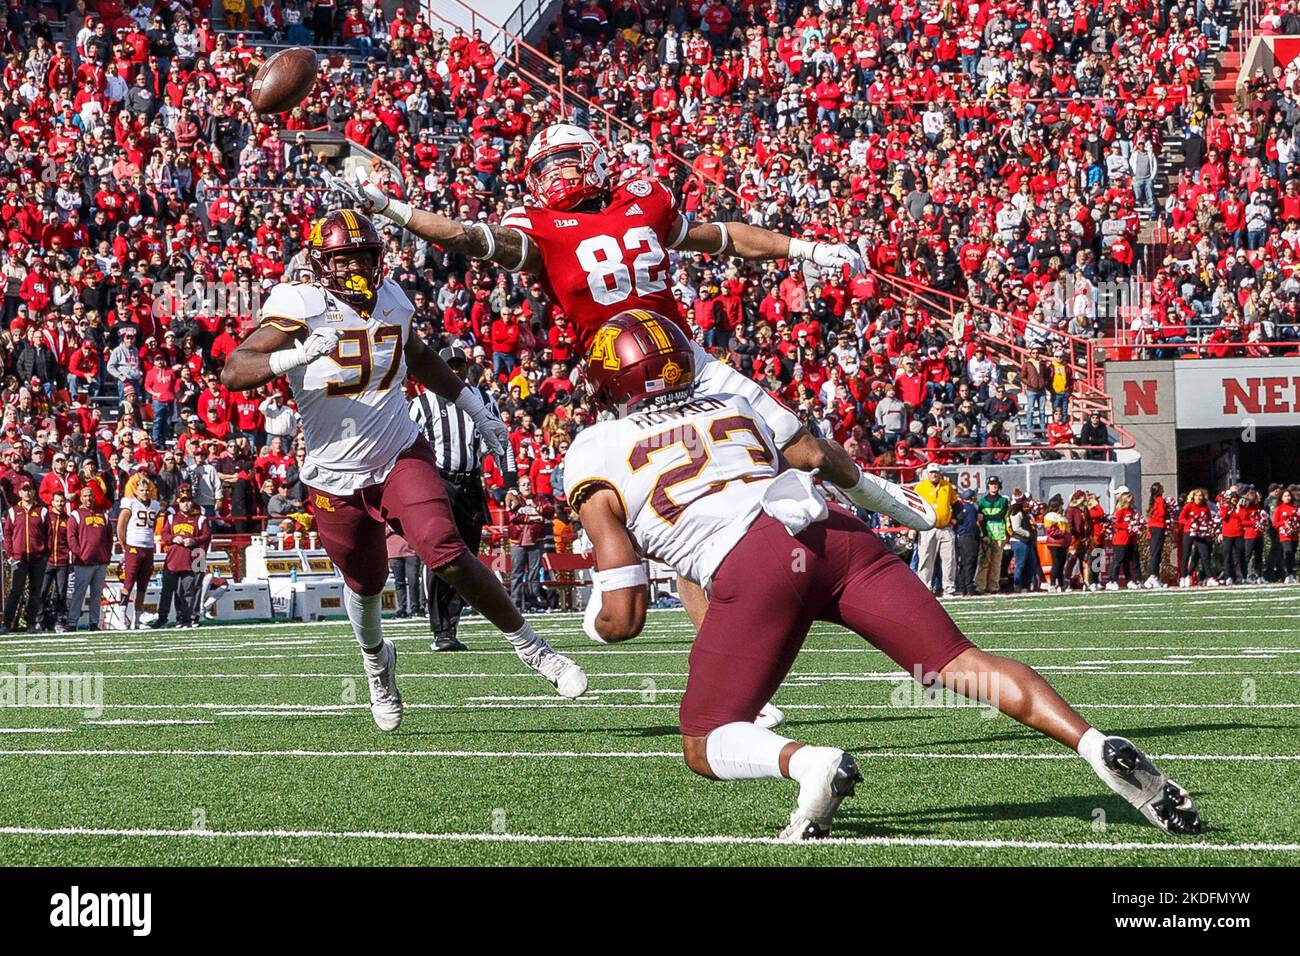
[1238,491,1264,584]
[1179,489,1217,587]
[1274,489,1298,583]
[1218,490,1245,584]
[1107,489,1145,589]
[1143,482,1178,588]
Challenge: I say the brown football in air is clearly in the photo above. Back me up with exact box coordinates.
[251,47,319,114]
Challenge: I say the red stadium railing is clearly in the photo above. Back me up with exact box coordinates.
[863,267,1136,454]
[425,1,746,203]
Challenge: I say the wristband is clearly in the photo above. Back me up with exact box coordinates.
[468,221,496,261]
[380,198,413,227]
[268,344,307,376]
[788,237,816,261]
[582,587,608,643]
[714,221,730,255]
[592,563,648,591]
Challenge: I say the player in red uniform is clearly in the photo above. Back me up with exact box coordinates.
[570,311,1202,840]
[334,125,936,621]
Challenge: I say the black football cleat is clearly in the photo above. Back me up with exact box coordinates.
[1099,737,1203,836]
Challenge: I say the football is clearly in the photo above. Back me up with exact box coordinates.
[251,47,319,115]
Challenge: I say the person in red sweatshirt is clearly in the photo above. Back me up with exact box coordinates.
[1178,488,1217,587]
[153,491,211,629]
[38,491,73,631]
[67,485,114,631]
[1273,488,1298,583]
[1143,482,1178,588]
[3,480,49,633]
[1218,489,1245,584]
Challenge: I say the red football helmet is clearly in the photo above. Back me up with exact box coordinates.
[524,123,611,211]
[308,209,385,311]
[585,310,696,414]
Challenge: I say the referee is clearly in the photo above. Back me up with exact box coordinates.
[409,347,516,651]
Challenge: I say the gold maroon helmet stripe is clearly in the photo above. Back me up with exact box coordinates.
[644,318,672,351]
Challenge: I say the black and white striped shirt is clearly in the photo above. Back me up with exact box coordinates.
[409,386,516,478]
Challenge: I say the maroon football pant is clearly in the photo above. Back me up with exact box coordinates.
[309,438,468,595]
[121,547,155,596]
[678,507,975,737]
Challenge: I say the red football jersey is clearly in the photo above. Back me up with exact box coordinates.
[501,178,688,349]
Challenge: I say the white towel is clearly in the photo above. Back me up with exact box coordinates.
[760,469,829,536]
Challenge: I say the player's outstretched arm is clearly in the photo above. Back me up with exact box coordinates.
[676,218,865,274]
[330,169,541,273]
[577,488,648,643]
[221,324,336,391]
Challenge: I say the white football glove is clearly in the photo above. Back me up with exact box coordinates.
[268,326,339,375]
[454,386,510,459]
[349,166,391,216]
[811,242,866,277]
[301,326,341,363]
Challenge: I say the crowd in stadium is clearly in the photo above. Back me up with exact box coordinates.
[0,0,1298,631]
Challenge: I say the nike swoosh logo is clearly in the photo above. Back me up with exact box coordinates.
[383,308,394,316]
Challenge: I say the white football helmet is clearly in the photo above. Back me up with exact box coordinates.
[524,123,611,210]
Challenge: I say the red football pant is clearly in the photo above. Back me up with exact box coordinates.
[679,507,975,737]
[309,438,469,596]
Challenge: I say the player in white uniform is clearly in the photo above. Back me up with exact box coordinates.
[222,209,586,732]
[566,312,1202,840]
[115,479,162,630]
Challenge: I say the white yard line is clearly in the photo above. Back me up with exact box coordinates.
[0,748,1291,761]
[0,824,1293,854]
[82,719,215,726]
[0,728,72,734]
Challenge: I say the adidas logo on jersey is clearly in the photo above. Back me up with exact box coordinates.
[554,218,578,228]
[626,203,644,216]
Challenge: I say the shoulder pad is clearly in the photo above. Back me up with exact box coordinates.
[500,205,535,232]
[260,283,328,333]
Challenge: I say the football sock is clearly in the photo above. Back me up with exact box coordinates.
[503,620,548,659]
[342,585,384,652]
[126,603,136,629]
[1076,727,1107,772]
[705,722,792,780]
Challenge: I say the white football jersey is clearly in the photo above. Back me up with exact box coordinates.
[260,280,420,495]
[563,393,779,587]
[122,497,161,548]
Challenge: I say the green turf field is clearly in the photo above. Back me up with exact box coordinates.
[0,585,1297,866]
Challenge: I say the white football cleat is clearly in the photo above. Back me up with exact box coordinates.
[1092,736,1202,835]
[1142,575,1158,589]
[755,701,785,730]
[780,748,862,841]
[519,641,588,698]
[1204,577,1220,588]
[362,640,403,732]
[1126,581,1141,590]
[1178,576,1190,588]
[1105,581,1119,591]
